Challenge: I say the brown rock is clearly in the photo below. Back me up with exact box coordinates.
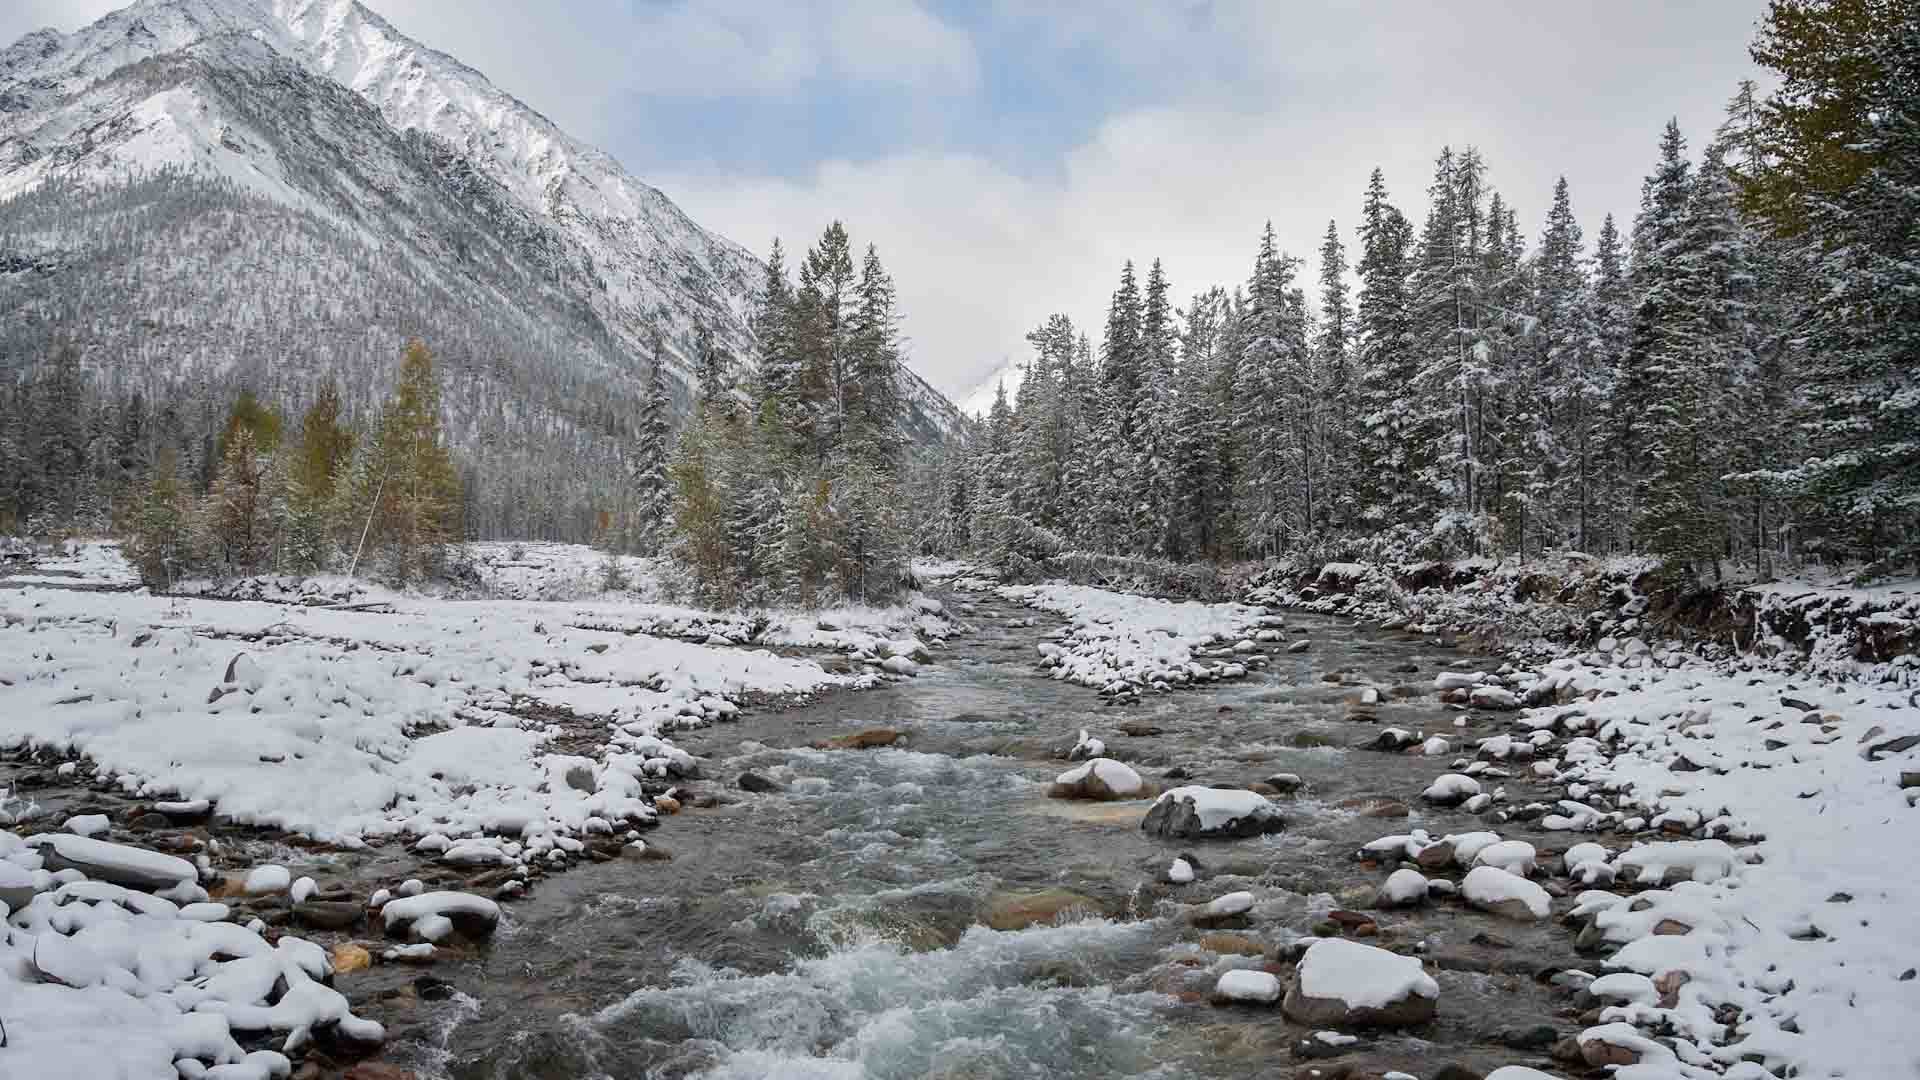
[980,889,1097,931]
[1199,932,1266,956]
[1652,918,1692,936]
[1581,1035,1642,1067]
[1414,840,1456,870]
[295,900,364,931]
[653,795,681,814]
[814,728,904,751]
[1338,797,1411,819]
[330,942,372,975]
[344,1065,418,1080]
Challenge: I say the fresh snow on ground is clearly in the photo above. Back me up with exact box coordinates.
[0,582,849,845]
[992,582,1268,694]
[1,829,382,1077]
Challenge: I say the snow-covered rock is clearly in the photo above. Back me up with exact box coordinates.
[1211,968,1282,1005]
[243,865,292,896]
[1462,866,1552,921]
[379,891,500,941]
[1048,758,1145,801]
[1141,787,1285,840]
[1282,938,1439,1028]
[1375,868,1429,908]
[29,834,195,891]
[1472,840,1537,877]
[1420,774,1482,807]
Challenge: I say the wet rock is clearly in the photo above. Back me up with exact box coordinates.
[1365,728,1420,752]
[1199,932,1265,956]
[1287,640,1311,653]
[1266,773,1305,795]
[1141,787,1285,840]
[1337,796,1410,819]
[980,888,1097,931]
[343,1064,417,1080]
[814,728,903,750]
[1049,758,1146,801]
[295,900,365,931]
[1118,720,1165,737]
[1497,1024,1560,1051]
[1414,840,1456,870]
[331,942,373,975]
[736,770,785,794]
[1187,890,1255,929]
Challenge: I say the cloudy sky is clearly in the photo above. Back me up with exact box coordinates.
[6,1,1770,407]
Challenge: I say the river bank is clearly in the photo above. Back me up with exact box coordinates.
[1,545,1915,1078]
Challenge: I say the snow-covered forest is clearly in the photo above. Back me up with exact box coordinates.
[914,25,1918,582]
[4,4,1912,601]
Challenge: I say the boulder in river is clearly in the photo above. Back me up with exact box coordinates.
[1210,968,1282,1005]
[737,770,785,794]
[1141,786,1284,840]
[980,888,1098,931]
[815,728,904,750]
[1048,758,1146,801]
[1462,866,1552,921]
[1282,938,1439,1029]
[30,834,195,891]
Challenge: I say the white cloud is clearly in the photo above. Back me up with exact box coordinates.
[665,3,1765,403]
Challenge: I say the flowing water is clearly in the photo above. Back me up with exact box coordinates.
[362,595,1579,1080]
[0,588,1581,1078]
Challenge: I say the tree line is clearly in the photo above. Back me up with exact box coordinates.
[914,0,1918,581]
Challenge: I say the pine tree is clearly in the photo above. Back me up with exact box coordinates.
[1752,3,1920,567]
[1315,220,1355,532]
[1353,169,1420,531]
[1615,120,1694,547]
[1535,178,1604,553]
[630,332,675,554]
[693,322,733,417]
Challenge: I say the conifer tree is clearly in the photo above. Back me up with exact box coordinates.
[1315,221,1355,532]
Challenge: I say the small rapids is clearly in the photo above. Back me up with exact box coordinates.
[373,598,1572,1080]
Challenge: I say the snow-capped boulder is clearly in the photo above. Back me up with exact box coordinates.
[1141,786,1285,840]
[1048,758,1145,801]
[30,834,195,891]
[1471,685,1520,710]
[1212,968,1282,1005]
[243,864,291,895]
[1067,728,1106,762]
[1463,866,1552,921]
[1375,868,1430,909]
[1282,938,1439,1028]
[1472,840,1538,877]
[1188,890,1254,928]
[1420,774,1482,807]
[380,891,501,941]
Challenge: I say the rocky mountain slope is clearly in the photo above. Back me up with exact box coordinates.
[0,0,965,470]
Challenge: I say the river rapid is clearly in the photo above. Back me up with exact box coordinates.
[361,589,1577,1080]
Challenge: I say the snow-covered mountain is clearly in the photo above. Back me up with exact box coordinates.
[0,0,965,445]
[959,358,1026,419]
